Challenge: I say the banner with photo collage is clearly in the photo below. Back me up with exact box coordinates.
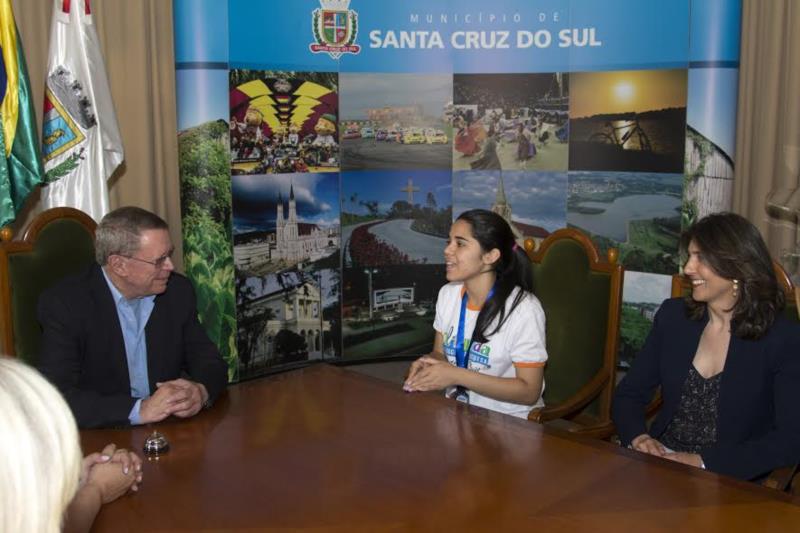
[173,0,742,381]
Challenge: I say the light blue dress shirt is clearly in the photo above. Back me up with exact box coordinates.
[102,269,156,425]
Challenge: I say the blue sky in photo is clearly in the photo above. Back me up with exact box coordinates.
[175,69,229,132]
[341,170,452,216]
[242,269,340,307]
[687,68,738,159]
[339,73,452,120]
[453,170,567,232]
[232,172,340,234]
[623,271,672,305]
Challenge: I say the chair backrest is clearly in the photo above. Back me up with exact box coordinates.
[525,228,624,425]
[671,260,797,322]
[0,208,97,363]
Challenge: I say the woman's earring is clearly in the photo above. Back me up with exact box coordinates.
[732,279,740,299]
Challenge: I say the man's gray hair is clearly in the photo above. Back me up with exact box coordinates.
[95,206,169,265]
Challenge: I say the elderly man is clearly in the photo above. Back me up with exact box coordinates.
[38,207,228,428]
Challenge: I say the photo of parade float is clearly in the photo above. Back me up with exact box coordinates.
[339,73,453,170]
[229,70,339,175]
[451,73,569,172]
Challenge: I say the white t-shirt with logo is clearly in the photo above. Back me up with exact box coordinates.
[433,282,547,418]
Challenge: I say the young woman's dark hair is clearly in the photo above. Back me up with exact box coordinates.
[681,212,784,339]
[455,209,533,343]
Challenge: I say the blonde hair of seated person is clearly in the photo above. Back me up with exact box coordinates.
[0,357,82,533]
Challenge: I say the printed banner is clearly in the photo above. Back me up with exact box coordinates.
[174,0,742,379]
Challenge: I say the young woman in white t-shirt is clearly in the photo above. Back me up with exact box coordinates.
[403,209,547,418]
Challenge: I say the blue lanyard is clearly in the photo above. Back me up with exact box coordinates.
[455,286,494,369]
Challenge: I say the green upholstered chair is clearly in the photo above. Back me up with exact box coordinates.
[0,207,96,364]
[523,228,624,432]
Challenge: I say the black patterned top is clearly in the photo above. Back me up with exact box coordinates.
[659,365,722,454]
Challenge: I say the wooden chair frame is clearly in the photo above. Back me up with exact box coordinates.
[0,207,96,357]
[523,227,624,430]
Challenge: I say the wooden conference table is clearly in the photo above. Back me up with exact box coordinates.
[81,364,800,532]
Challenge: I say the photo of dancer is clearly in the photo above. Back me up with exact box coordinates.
[451,73,569,172]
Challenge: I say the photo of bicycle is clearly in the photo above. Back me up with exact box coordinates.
[568,69,687,174]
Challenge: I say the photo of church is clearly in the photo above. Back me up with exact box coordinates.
[237,269,339,378]
[232,172,340,276]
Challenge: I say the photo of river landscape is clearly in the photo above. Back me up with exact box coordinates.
[567,171,683,274]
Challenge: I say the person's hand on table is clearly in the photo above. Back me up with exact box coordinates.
[157,378,208,418]
[139,381,191,423]
[403,356,459,392]
[663,452,704,468]
[631,434,667,457]
[80,443,142,501]
[405,356,430,383]
[103,443,143,490]
[66,444,143,533]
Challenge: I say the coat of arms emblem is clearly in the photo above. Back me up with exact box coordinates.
[309,0,361,59]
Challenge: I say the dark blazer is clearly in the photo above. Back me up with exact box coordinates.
[37,263,228,429]
[612,297,800,480]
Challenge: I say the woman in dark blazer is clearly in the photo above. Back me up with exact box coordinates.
[612,213,800,481]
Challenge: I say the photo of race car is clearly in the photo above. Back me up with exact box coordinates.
[425,128,448,144]
[402,128,426,144]
[339,73,453,170]
[342,126,361,139]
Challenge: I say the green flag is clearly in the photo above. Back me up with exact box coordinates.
[0,0,45,228]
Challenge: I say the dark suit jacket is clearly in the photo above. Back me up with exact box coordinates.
[37,263,228,429]
[612,297,800,480]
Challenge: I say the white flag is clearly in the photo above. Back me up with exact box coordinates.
[40,0,123,222]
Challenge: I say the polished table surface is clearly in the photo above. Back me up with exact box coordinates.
[81,363,800,532]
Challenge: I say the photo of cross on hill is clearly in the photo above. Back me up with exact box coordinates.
[569,69,687,174]
[341,170,452,267]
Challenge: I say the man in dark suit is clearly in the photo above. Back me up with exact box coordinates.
[38,207,228,429]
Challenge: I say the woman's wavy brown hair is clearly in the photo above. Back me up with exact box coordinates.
[681,212,784,339]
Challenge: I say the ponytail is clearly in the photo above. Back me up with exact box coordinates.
[455,210,533,343]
